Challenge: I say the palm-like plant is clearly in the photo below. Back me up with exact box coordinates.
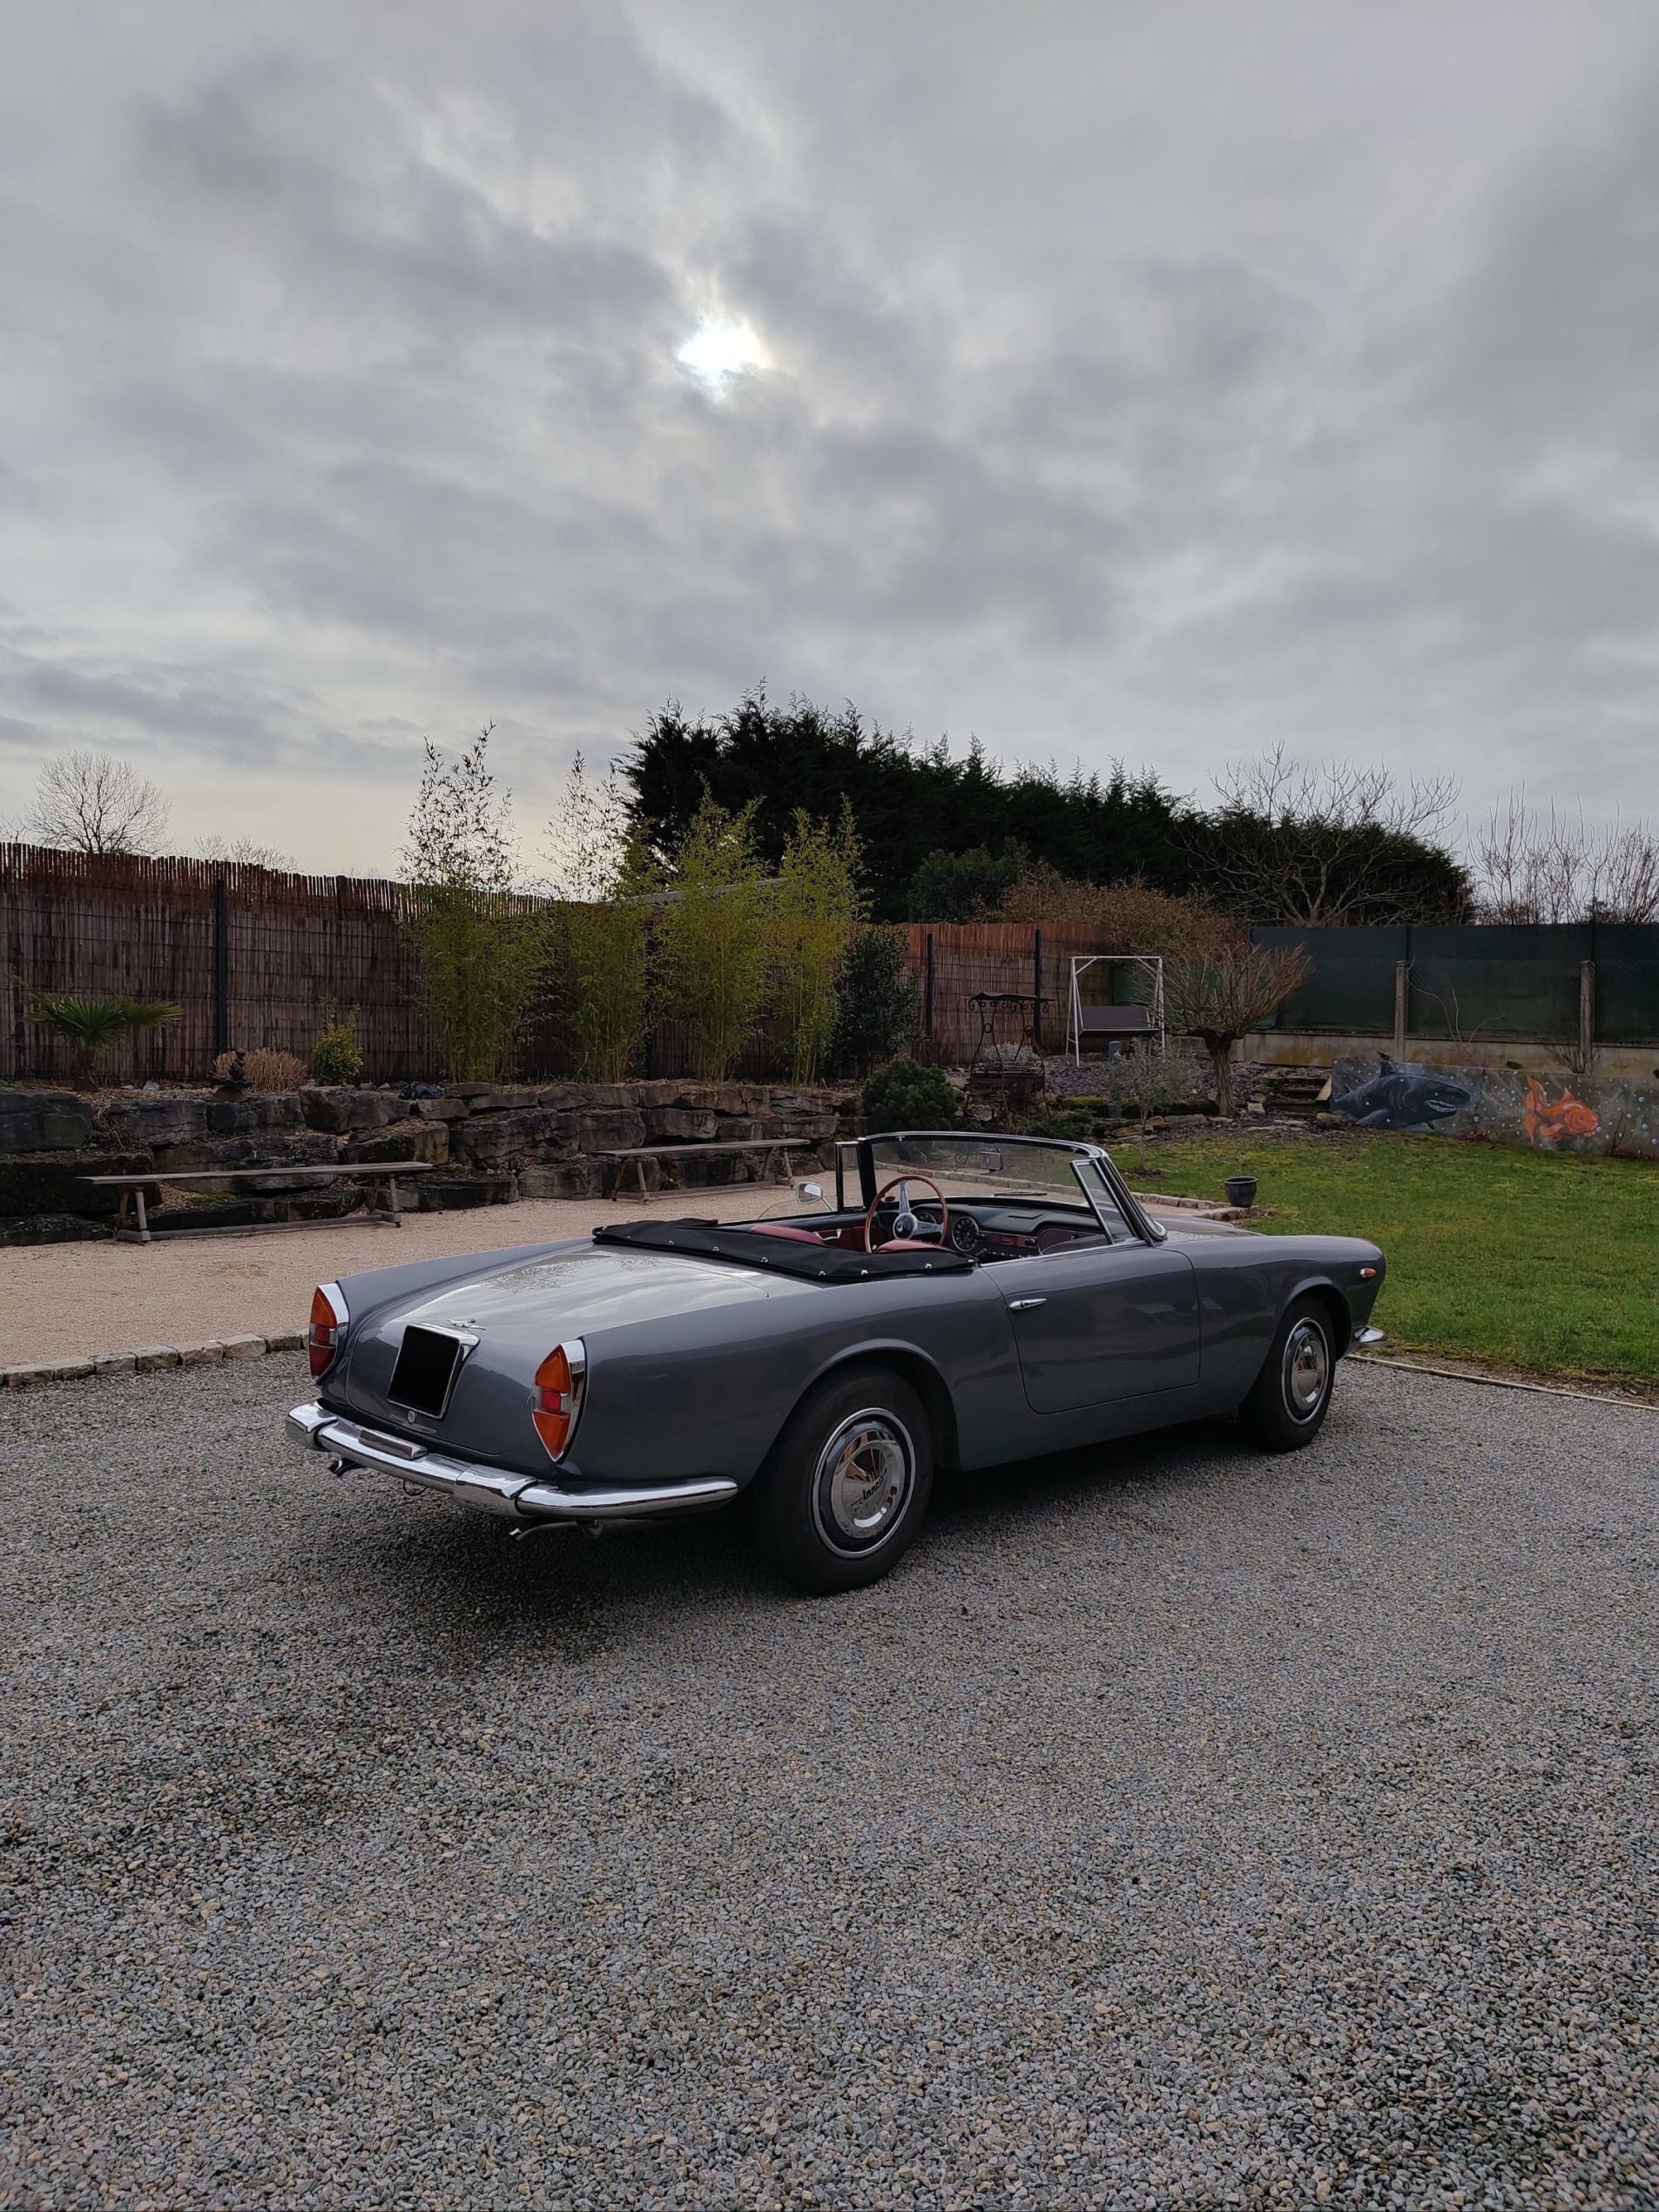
[28,990,181,1088]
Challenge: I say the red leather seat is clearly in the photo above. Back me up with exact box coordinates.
[748,1222,826,1244]
[875,1238,944,1252]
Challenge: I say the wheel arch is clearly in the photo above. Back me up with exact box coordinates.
[786,1341,961,1474]
[1285,1276,1352,1358]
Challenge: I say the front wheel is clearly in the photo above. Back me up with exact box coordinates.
[748,1366,934,1594]
[1240,1296,1336,1451]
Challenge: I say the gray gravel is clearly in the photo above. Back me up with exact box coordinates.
[3,1357,1656,2210]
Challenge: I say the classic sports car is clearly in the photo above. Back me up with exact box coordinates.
[289,1131,1385,1593]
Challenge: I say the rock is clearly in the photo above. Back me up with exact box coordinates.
[413,1096,469,1121]
[415,1177,515,1210]
[132,1346,182,1371]
[149,1132,338,1174]
[206,1094,302,1136]
[516,1162,600,1199]
[298,1087,397,1134]
[97,1097,212,1150]
[178,1341,226,1366]
[646,1107,719,1142]
[535,1085,578,1109]
[574,1109,647,1153]
[0,1151,157,1220]
[264,1329,306,1353]
[3,1357,95,1387]
[450,1107,575,1167]
[578,1082,643,1109]
[0,1090,96,1152]
[0,1212,106,1245]
[444,1081,498,1101]
[94,1354,137,1375]
[341,1122,448,1166]
[219,1334,266,1360]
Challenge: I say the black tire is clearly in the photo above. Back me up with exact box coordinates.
[748,1365,934,1594]
[1240,1295,1337,1451]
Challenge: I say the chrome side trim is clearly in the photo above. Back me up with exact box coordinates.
[287,1402,736,1524]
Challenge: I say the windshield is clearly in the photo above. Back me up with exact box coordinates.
[839,1131,1163,1245]
[860,1134,1088,1202]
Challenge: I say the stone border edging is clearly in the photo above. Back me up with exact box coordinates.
[1351,1350,1657,1412]
[9,1336,1652,1412]
[3,1332,306,1388]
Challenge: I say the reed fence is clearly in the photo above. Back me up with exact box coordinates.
[1,847,1130,1086]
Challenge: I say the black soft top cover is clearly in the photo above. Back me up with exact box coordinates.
[592,1218,972,1281]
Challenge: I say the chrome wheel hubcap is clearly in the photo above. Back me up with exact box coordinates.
[1284,1318,1330,1419]
[814,1410,914,1554]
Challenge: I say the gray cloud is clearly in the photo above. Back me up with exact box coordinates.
[3,0,1659,865]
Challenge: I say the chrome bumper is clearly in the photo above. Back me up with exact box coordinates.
[287,1401,738,1525]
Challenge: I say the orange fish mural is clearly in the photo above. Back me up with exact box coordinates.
[1521,1077,1600,1147]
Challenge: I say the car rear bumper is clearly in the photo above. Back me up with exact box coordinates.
[287,1400,738,1525]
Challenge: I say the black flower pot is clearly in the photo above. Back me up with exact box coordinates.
[1224,1175,1258,1208]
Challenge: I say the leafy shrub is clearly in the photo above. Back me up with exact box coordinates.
[829,926,918,1076]
[310,1012,364,1085]
[861,1055,957,1131]
[996,866,1237,954]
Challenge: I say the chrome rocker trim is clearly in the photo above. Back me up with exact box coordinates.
[287,1401,738,1525]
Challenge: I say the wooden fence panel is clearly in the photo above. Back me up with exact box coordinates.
[904,923,1124,1062]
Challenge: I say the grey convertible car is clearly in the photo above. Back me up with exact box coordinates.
[289,1130,1385,1593]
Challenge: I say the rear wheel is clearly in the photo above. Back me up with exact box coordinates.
[749,1365,934,1593]
[1240,1296,1336,1451]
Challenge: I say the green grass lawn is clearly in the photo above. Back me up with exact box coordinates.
[1116,1127,1659,1390]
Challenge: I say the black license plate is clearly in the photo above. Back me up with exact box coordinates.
[388,1326,463,1417]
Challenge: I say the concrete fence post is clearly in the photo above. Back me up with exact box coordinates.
[1393,961,1409,1059]
[1580,960,1595,1062]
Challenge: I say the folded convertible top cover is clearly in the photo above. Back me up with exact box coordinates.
[592,1217,972,1280]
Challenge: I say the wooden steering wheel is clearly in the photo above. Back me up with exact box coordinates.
[863,1173,951,1254]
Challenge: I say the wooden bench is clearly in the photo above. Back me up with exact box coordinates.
[80,1162,435,1244]
[600,1139,812,1204]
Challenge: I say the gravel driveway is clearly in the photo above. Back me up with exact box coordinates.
[3,1358,1655,2209]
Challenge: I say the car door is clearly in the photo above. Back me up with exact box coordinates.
[993,1240,1201,1413]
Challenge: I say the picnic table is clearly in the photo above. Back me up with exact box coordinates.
[80,1162,435,1244]
[600,1139,811,1204]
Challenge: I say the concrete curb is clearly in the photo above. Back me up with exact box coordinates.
[3,1332,306,1388]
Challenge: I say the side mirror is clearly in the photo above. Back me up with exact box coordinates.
[795,1179,825,1205]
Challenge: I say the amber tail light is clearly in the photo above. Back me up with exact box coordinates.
[531,1339,586,1460]
[308,1282,348,1379]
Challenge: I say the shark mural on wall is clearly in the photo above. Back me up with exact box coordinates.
[1329,1060,1654,1158]
[1331,1064,1476,1130]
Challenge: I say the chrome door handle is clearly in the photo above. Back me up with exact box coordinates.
[1008,1296,1047,1311]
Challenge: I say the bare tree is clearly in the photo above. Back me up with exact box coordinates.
[1202,746,1463,925]
[1161,942,1312,1116]
[196,834,296,870]
[27,750,171,855]
[1471,794,1659,924]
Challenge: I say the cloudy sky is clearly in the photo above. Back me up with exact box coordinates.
[3,0,1658,874]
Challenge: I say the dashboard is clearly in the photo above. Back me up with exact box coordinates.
[802,1203,1111,1264]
